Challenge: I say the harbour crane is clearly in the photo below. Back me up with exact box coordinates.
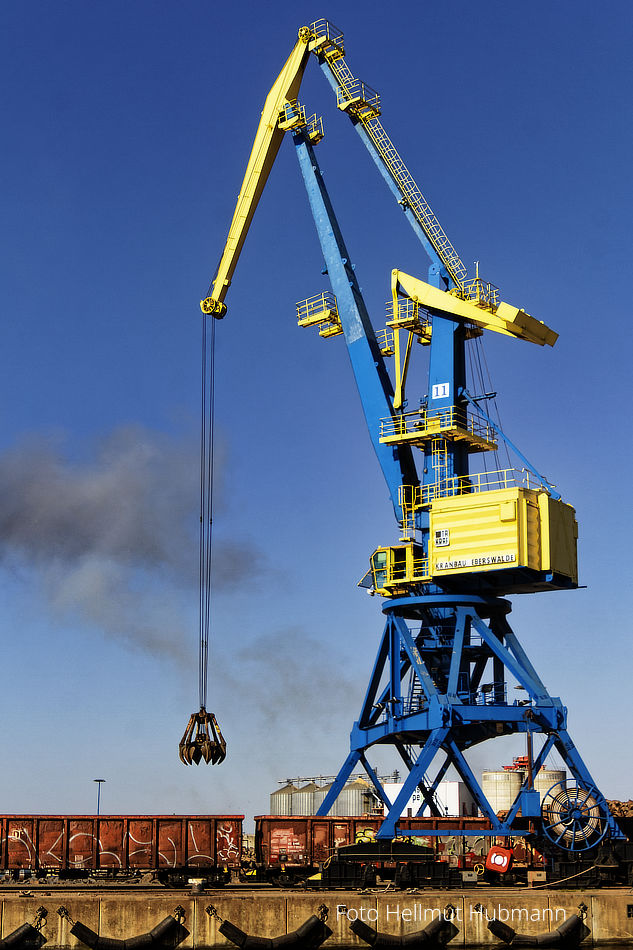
[198,20,621,859]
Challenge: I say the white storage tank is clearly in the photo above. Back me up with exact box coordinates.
[482,769,524,813]
[534,769,566,802]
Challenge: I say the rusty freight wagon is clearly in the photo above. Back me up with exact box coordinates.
[0,815,243,883]
[253,815,497,885]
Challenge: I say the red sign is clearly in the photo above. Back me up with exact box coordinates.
[485,845,513,873]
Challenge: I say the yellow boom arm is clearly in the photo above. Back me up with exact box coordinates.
[391,270,558,347]
[200,29,316,317]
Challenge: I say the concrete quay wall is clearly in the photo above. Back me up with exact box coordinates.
[2,889,633,948]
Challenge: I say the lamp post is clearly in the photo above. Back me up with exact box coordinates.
[94,779,106,817]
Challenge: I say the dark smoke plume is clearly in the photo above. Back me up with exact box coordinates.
[226,626,358,731]
[0,426,266,658]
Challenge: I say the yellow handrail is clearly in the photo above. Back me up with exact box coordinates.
[380,407,496,443]
[399,468,551,512]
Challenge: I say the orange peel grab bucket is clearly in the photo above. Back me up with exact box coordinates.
[179,707,226,765]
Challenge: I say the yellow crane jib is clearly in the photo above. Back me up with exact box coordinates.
[391,270,558,347]
[200,27,328,319]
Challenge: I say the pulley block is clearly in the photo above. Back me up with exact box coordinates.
[179,707,226,765]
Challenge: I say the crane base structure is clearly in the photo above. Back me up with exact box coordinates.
[316,593,622,850]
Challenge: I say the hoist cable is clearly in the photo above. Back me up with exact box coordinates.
[479,339,512,471]
[198,313,216,710]
[178,310,226,766]
[466,335,492,474]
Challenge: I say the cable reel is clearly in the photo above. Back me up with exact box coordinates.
[540,781,609,852]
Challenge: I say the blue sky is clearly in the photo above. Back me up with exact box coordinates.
[1,0,632,823]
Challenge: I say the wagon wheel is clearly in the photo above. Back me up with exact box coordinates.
[540,781,609,852]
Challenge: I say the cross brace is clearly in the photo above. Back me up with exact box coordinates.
[317,594,622,843]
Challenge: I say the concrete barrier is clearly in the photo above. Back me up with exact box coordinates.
[0,890,632,948]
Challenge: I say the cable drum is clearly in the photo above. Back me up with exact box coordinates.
[541,781,609,851]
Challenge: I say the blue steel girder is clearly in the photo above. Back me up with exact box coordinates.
[292,130,418,516]
[378,728,451,838]
[320,591,618,845]
[415,755,453,818]
[393,738,444,817]
[504,733,557,827]
[353,699,562,751]
[359,753,393,810]
[392,614,441,700]
[358,621,392,726]
[315,58,446,283]
[468,612,553,704]
[445,739,504,829]
[316,749,361,817]
[551,730,624,838]
[447,607,468,699]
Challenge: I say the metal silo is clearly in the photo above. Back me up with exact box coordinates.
[313,781,333,813]
[270,781,297,815]
[482,770,524,813]
[293,781,319,815]
[333,777,374,816]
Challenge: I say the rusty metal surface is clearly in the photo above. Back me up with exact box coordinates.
[254,815,498,868]
[0,816,243,872]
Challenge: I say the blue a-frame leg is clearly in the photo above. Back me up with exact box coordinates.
[317,594,622,845]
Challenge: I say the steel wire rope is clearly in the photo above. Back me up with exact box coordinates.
[477,337,512,472]
[468,332,512,478]
[466,333,494,478]
[198,311,217,711]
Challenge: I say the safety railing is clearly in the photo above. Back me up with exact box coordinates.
[459,682,508,706]
[385,297,432,337]
[461,276,500,311]
[399,468,551,513]
[297,291,337,321]
[380,406,496,444]
[279,100,324,143]
[336,80,381,118]
[305,114,324,143]
[296,291,342,337]
[359,116,468,288]
[309,19,345,58]
[278,99,306,129]
[376,327,394,355]
[387,556,430,585]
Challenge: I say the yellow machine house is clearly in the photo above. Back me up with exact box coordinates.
[366,485,578,596]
